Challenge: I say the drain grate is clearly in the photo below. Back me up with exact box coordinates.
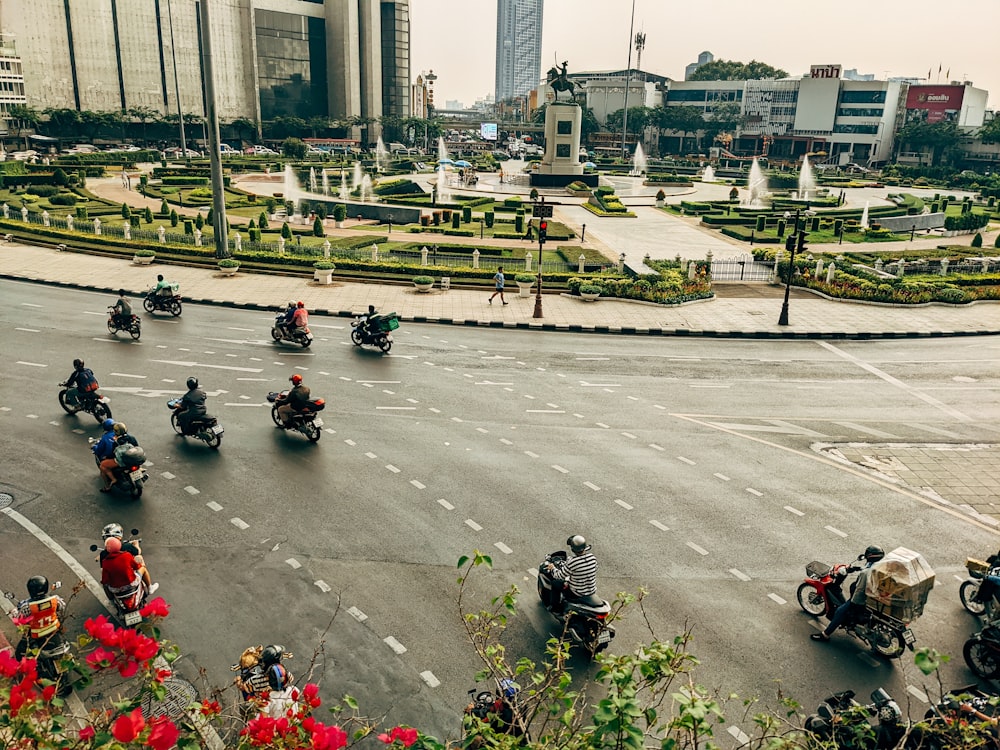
[140,676,198,720]
[0,493,13,509]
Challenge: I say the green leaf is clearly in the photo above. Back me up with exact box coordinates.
[457,555,469,569]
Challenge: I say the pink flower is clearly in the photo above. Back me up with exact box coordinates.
[146,715,180,750]
[311,724,348,750]
[139,597,170,619]
[112,707,146,743]
[379,727,418,746]
[85,646,116,671]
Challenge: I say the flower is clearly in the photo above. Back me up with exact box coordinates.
[154,668,172,683]
[112,707,146,743]
[380,726,419,747]
[85,646,116,671]
[140,597,170,619]
[199,699,222,717]
[311,723,348,750]
[146,715,180,750]
[41,684,57,702]
[78,726,96,741]
[302,682,322,709]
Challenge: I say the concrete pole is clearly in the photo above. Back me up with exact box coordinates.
[197,0,229,257]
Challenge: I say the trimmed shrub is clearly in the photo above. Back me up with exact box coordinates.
[462,205,472,223]
[129,215,140,228]
[755,215,765,232]
[53,168,69,187]
[485,211,495,228]
[834,219,844,235]
[183,219,193,235]
[333,203,347,222]
[313,216,325,237]
[811,217,820,232]
[161,175,209,186]
[195,212,205,230]
[143,207,153,224]
[160,198,170,215]
[121,203,131,219]
[258,211,268,229]
[49,194,78,206]
[169,209,179,227]
[206,207,214,226]
[777,220,786,237]
[451,212,461,229]
[281,222,293,240]
[972,232,983,248]
[503,196,523,208]
[420,215,430,227]
[515,209,524,234]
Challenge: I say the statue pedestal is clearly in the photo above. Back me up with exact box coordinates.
[530,102,597,188]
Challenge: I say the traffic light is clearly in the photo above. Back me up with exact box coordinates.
[797,230,807,254]
[539,220,548,244]
[784,234,796,252]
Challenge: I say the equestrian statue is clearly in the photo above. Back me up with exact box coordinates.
[546,61,576,102]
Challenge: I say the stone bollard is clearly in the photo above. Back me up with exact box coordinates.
[815,259,824,277]
[874,258,883,273]
[194,229,202,247]
[278,236,286,255]
[578,254,586,273]
[94,218,102,236]
[826,263,836,284]
[234,233,242,252]
[1,203,8,219]
[472,249,480,269]
[984,260,991,274]
[524,252,532,272]
[157,226,166,244]
[617,253,625,273]
[773,250,784,283]
[21,206,28,222]
[688,260,697,280]
[896,261,905,278]
[371,243,378,262]
[123,223,131,240]
[67,215,74,231]
[939,259,949,276]
[42,211,50,227]
[421,246,429,266]
[704,250,712,281]
[323,239,331,259]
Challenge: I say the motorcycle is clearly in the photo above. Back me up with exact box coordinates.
[271,312,313,348]
[963,621,1000,678]
[960,556,1000,620]
[143,286,182,316]
[89,437,149,498]
[464,679,526,740]
[89,529,153,627]
[5,582,75,696]
[58,382,112,422]
[107,306,141,339]
[917,685,1000,747]
[804,688,904,750]
[351,312,398,353]
[536,550,616,658]
[266,390,325,442]
[231,644,293,721]
[797,559,914,659]
[167,398,223,449]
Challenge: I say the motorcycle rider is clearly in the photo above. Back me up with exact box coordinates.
[276,374,311,428]
[547,535,598,607]
[92,418,119,492]
[14,575,66,660]
[277,301,296,338]
[154,274,175,298]
[235,644,290,716]
[100,536,143,601]
[811,545,885,642]
[63,358,99,407]
[291,300,309,333]
[100,523,154,590]
[359,304,379,338]
[175,377,208,435]
[261,662,298,719]
[112,289,133,329]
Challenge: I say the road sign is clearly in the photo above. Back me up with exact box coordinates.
[531,204,553,218]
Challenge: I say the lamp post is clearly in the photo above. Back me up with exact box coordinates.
[778,209,811,326]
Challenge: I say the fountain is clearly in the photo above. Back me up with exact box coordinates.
[436,136,452,203]
[702,165,716,183]
[359,174,373,203]
[798,155,816,201]
[308,167,317,193]
[742,157,769,208]
[339,170,349,200]
[352,162,363,192]
[283,164,300,207]
[321,168,330,197]
[629,142,647,177]
[860,201,870,229]
[375,136,389,173]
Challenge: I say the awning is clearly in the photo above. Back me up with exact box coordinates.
[28,134,60,143]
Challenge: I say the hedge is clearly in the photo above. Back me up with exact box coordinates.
[161,175,209,186]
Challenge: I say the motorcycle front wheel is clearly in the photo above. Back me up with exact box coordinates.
[351,329,363,346]
[304,422,321,442]
[961,580,987,616]
[270,327,282,342]
[107,319,118,334]
[92,401,112,422]
[58,390,78,415]
[869,622,905,659]
[170,411,184,435]
[142,297,155,313]
[271,406,283,427]
[169,300,182,317]
[964,637,1000,678]
[796,583,827,616]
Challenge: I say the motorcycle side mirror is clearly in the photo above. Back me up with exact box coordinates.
[857,553,865,561]
[52,581,61,589]
[88,437,96,444]
[131,528,139,535]
[3,591,14,601]
[90,544,99,552]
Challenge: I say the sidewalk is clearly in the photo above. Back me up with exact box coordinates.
[1,240,998,338]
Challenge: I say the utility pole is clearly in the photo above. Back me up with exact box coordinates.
[166,0,187,158]
[620,0,636,159]
[197,0,228,257]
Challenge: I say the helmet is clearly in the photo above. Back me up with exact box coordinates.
[567,535,590,554]
[368,304,376,314]
[499,678,517,699]
[157,274,164,282]
[102,418,116,431]
[118,288,126,296]
[186,377,199,390]
[287,300,296,309]
[864,545,885,563]
[289,374,303,386]
[73,358,84,369]
[113,422,128,436]
[105,537,122,553]
[27,575,49,599]
[267,663,290,691]
[297,301,304,308]
[261,644,284,666]
[102,523,124,540]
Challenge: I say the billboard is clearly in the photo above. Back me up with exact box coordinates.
[480,122,498,141]
[906,85,965,123]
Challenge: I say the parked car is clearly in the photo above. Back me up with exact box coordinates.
[246,145,277,155]
[164,147,202,158]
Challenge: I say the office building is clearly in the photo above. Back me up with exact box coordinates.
[0,33,25,137]
[495,0,543,103]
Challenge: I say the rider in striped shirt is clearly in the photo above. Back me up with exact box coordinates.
[552,535,598,599]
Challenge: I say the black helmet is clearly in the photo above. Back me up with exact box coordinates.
[27,575,49,599]
[73,358,84,369]
[267,663,290,691]
[186,377,199,390]
[261,644,284,666]
[368,304,376,314]
[864,545,885,563]
[567,535,590,554]
[118,288,126,296]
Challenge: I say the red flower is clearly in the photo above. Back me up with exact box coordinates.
[139,596,170,619]
[199,699,222,717]
[154,668,172,683]
[85,646,116,671]
[311,724,348,750]
[146,715,180,750]
[0,649,20,678]
[379,727,418,746]
[9,681,38,713]
[41,683,57,702]
[84,614,118,644]
[118,659,140,678]
[112,707,146,743]
[78,726,96,741]
[302,682,322,708]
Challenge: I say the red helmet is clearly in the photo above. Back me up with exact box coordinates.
[289,374,303,386]
[297,301,305,308]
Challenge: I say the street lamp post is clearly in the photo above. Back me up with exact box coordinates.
[778,209,810,326]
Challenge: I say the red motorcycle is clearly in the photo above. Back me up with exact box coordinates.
[797,559,913,659]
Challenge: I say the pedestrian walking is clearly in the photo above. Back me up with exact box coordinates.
[488,266,508,305]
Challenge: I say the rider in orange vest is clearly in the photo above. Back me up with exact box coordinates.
[15,575,66,658]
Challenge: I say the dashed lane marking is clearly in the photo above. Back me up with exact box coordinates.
[21,302,42,307]
[428,407,441,413]
[768,593,787,605]
[150,359,263,373]
[406,398,419,404]
[714,473,731,481]
[785,506,804,516]
[315,580,331,593]
[228,327,255,332]
[615,499,633,510]
[26,414,37,419]
[523,394,536,400]
[546,403,560,409]
[384,636,407,654]
[437,499,454,511]
[16,361,47,367]
[621,432,637,439]
[494,542,513,554]
[580,382,620,387]
[729,569,751,581]
[365,452,377,459]
[627,396,639,401]
[230,518,249,530]
[654,404,666,410]
[476,427,489,433]
[451,417,463,423]
[746,488,764,497]
[527,409,565,414]
[825,525,848,538]
[584,481,600,491]
[687,542,709,556]
[465,519,483,531]
[573,413,584,419]
[15,327,40,332]
[551,465,569,473]
[206,501,223,512]
[410,480,426,489]
[286,559,302,570]
[500,438,513,445]
[596,422,609,429]
[376,406,416,410]
[728,726,751,745]
[348,606,368,622]
[386,465,400,473]
[907,685,928,703]
[344,439,356,446]
[677,456,696,465]
[650,520,669,531]
[420,671,441,688]
[184,486,200,495]
[649,443,664,451]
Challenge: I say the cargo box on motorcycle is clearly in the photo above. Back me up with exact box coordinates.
[114,445,147,467]
[376,313,400,333]
[865,547,935,621]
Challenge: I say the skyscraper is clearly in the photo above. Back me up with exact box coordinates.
[495,0,543,103]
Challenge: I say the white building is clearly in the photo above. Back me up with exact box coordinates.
[0,33,25,138]
[563,69,667,126]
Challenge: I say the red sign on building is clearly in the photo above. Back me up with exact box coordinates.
[905,85,965,123]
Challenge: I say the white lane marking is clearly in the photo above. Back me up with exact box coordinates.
[228,327,255,332]
[365,452,378,459]
[420,670,441,688]
[785,506,804,516]
[206,501,223,512]
[348,606,368,622]
[15,327,40,332]
[110,372,147,379]
[344,439,356,446]
[410,480,426,489]
[523,394,536,400]
[26,414,37,419]
[904,422,963,438]
[615,499,633,510]
[527,409,565,414]
[475,381,514,386]
[476,427,489,433]
[546,403,560,409]
[465,519,483,531]
[150,359,263,373]
[224,403,267,407]
[376,406,416,410]
[500,438,514,445]
[16,361,47,367]
[596,422,610,429]
[286,558,302,570]
[746,488,764,497]
[382,390,395,395]
[524,450,538,458]
[551,465,569,473]
[315,580,331,593]
[494,542,513,554]
[907,685,928,703]
[768,593,787,605]
[580,382,620,387]
[834,421,900,439]
[406,398,419,404]
[428,407,441,413]
[83,311,104,316]
[386,464,400,473]
[729,569,751,581]
[654,404,666,410]
[184,486,200,495]
[231,518,250,530]
[161,472,175,479]
[677,456,696,465]
[451,417,463,423]
[576,356,610,361]
[687,542,709,556]
[584,481,600,491]
[573,413,585,419]
[690,384,731,389]
[714,473,731,481]
[649,443,664,451]
[627,396,639,401]
[437,499,455,510]
[356,380,402,384]
[236,377,269,381]
[650,520,669,531]
[825,525,848,538]
[621,432,637,439]
[728,726,751,745]
[21,302,42,307]
[384,636,407,654]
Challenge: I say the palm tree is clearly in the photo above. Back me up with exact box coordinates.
[42,108,81,139]
[6,105,40,148]
[128,106,161,145]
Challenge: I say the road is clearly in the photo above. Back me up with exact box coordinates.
[1,279,998,743]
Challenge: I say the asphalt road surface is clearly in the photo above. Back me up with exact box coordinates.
[1,278,998,743]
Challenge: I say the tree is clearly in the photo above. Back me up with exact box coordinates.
[579,107,601,145]
[895,120,963,166]
[42,108,81,138]
[128,106,161,145]
[702,101,744,147]
[657,105,707,152]
[6,104,41,145]
[230,117,259,145]
[265,116,307,140]
[78,110,113,142]
[281,137,308,160]
[258,210,269,230]
[195,212,204,230]
[313,216,325,237]
[688,59,788,81]
[977,116,1000,144]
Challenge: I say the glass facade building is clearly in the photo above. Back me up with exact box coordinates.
[495,0,543,103]
[254,10,328,120]
[380,1,410,117]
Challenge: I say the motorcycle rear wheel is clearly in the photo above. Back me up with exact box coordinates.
[169,300,182,317]
[961,580,987,616]
[304,422,321,442]
[299,337,311,349]
[142,297,155,313]
[964,637,1000,678]
[205,430,222,449]
[130,483,143,499]
[796,583,827,616]
[129,324,141,340]
[92,402,112,422]
[869,622,905,659]
[377,336,392,353]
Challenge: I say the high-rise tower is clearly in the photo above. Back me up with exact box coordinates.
[494,0,543,103]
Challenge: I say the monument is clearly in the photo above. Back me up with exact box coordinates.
[530,62,598,188]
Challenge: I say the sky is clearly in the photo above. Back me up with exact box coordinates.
[410,0,998,110]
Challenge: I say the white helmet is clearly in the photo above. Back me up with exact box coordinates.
[102,522,124,540]
[567,535,590,554]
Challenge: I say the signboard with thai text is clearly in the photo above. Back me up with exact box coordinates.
[810,64,842,79]
[905,85,965,122]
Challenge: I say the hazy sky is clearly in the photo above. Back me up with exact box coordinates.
[411,0,998,109]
